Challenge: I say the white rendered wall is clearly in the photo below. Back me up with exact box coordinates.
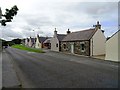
[51,37,59,52]
[105,31,119,62]
[90,29,106,56]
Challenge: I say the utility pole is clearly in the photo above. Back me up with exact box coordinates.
[33,29,36,48]
[0,7,2,19]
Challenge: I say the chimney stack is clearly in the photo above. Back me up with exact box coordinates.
[67,28,71,34]
[54,28,57,37]
[93,21,101,30]
[37,34,39,38]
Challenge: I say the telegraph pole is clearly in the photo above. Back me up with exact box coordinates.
[0,7,2,19]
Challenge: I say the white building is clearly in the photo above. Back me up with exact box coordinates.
[35,34,47,49]
[105,30,120,62]
[51,28,66,52]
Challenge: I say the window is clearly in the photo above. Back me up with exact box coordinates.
[81,44,85,50]
[80,42,85,52]
[63,44,66,49]
[56,43,58,47]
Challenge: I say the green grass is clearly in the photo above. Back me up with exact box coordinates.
[12,44,45,53]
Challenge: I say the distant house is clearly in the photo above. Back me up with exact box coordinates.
[35,35,47,49]
[51,28,66,52]
[25,38,29,46]
[28,37,36,48]
[43,38,51,49]
[105,30,120,62]
[21,39,25,45]
[24,37,36,47]
[61,21,106,56]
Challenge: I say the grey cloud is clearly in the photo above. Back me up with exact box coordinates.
[1,1,118,40]
[104,26,118,37]
[1,27,23,40]
[25,16,54,28]
[65,2,117,15]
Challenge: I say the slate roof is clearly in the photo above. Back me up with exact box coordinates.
[30,38,36,43]
[62,29,97,41]
[37,36,49,43]
[57,34,66,41]
[43,38,51,43]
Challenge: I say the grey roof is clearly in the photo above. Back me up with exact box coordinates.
[43,38,51,43]
[38,37,48,43]
[62,29,97,41]
[57,34,66,41]
[30,38,36,43]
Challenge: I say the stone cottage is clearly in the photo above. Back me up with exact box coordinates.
[61,21,106,56]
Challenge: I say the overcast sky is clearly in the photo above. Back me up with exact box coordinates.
[0,0,119,41]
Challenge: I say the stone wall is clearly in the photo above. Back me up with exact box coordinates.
[61,41,90,56]
[61,42,71,53]
[74,41,90,56]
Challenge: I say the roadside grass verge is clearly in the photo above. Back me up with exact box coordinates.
[12,44,45,53]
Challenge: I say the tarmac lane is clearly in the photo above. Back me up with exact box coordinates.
[3,47,119,88]
[2,49,21,89]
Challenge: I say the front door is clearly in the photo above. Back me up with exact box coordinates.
[71,43,74,54]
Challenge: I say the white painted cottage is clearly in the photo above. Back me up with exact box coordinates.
[51,28,66,52]
[25,37,36,48]
[25,38,29,46]
[35,34,47,49]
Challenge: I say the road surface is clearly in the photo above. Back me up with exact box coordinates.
[3,47,118,88]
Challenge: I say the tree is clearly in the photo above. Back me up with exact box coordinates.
[0,5,19,26]
[12,38,21,44]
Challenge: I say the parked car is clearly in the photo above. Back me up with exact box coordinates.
[3,45,8,49]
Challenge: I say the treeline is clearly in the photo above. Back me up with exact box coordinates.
[0,38,22,47]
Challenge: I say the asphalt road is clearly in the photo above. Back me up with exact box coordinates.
[4,47,118,88]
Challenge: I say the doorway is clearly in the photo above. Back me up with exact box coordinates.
[71,43,74,54]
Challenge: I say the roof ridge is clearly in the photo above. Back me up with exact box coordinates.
[107,30,120,41]
[71,28,95,33]
[57,34,66,35]
[62,28,97,41]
